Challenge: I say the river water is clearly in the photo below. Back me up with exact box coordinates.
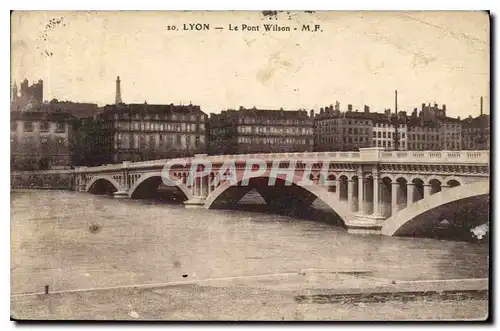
[11,190,489,295]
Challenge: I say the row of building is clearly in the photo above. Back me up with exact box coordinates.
[10,77,490,171]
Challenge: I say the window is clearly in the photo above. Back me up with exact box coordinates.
[24,121,34,132]
[56,122,65,133]
[40,121,49,132]
[11,121,17,132]
[40,137,48,150]
[56,137,66,149]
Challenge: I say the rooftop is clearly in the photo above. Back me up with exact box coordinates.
[215,107,310,119]
[10,110,76,122]
[102,103,206,116]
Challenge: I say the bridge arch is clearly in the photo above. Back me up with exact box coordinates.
[85,176,120,194]
[425,175,446,185]
[128,172,194,200]
[204,173,353,224]
[443,176,464,187]
[407,175,426,184]
[381,181,489,236]
[336,171,355,180]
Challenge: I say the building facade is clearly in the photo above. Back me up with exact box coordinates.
[314,101,465,152]
[406,119,441,150]
[462,114,490,150]
[314,103,374,152]
[11,110,75,170]
[371,111,409,151]
[209,107,314,155]
[440,116,462,150]
[95,103,207,164]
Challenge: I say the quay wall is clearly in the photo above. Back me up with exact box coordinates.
[11,170,75,190]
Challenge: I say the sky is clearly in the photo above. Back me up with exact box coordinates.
[11,11,490,117]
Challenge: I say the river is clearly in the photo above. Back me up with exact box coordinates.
[11,189,489,296]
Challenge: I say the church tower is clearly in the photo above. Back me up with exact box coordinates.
[115,76,123,104]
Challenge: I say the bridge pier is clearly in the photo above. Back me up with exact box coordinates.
[113,190,129,199]
[184,197,206,208]
[347,173,387,234]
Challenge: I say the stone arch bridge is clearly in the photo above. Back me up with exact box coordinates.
[12,148,489,236]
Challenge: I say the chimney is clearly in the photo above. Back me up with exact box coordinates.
[347,104,352,111]
[115,76,123,104]
[421,103,425,111]
[480,96,483,116]
[364,105,370,113]
[395,90,398,114]
[310,109,315,118]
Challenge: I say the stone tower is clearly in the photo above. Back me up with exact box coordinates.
[11,82,18,101]
[115,76,122,104]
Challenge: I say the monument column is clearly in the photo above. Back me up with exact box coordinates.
[391,182,399,217]
[115,76,123,104]
[198,177,203,197]
[192,176,198,197]
[373,174,380,216]
[336,179,341,201]
[347,179,354,211]
[406,183,415,207]
[357,175,364,214]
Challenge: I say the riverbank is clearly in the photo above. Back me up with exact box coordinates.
[11,272,488,321]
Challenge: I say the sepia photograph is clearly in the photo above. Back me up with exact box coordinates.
[9,10,490,321]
